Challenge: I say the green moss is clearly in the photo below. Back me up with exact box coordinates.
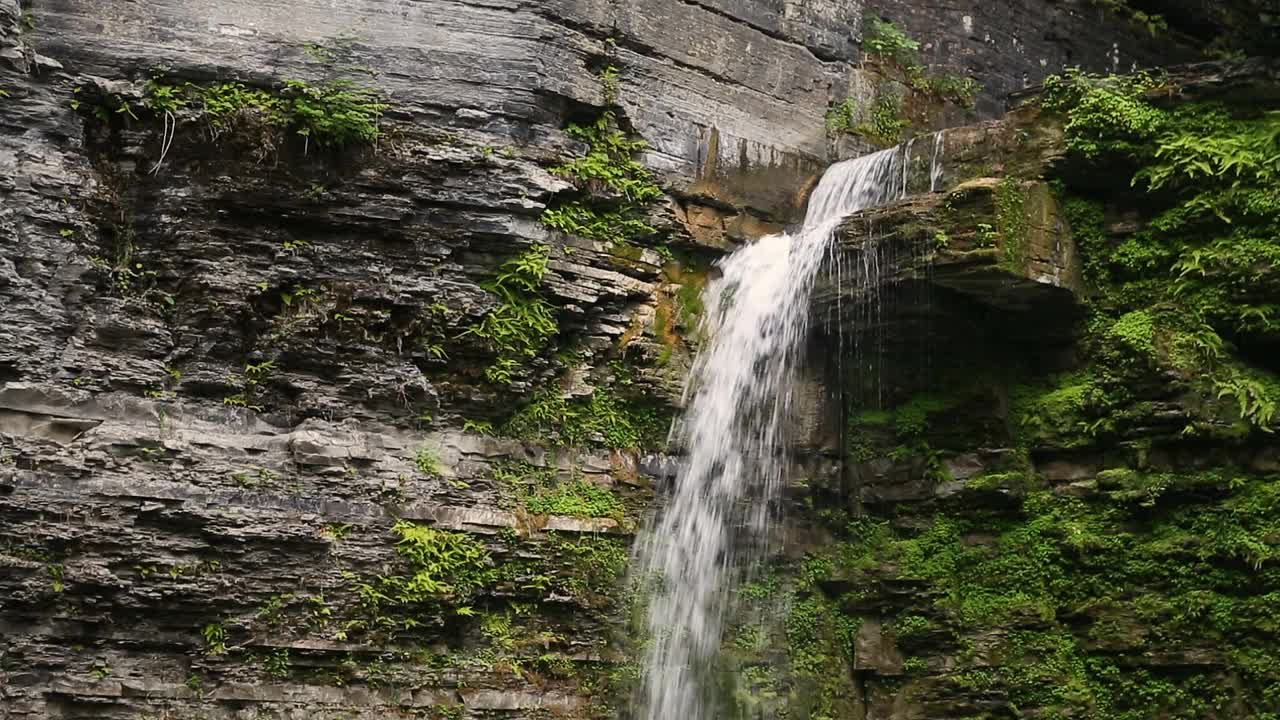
[1063,196,1110,287]
[995,178,1029,272]
[525,479,625,521]
[1108,310,1157,358]
[675,272,707,331]
[1010,372,1125,447]
[806,472,1280,717]
[503,388,669,450]
[1044,74,1280,431]
[965,470,1036,494]
[781,590,860,718]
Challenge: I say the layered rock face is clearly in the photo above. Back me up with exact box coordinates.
[721,56,1280,720]
[0,0,1253,719]
[866,0,1194,116]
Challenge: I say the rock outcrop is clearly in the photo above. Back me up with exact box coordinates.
[0,0,1259,719]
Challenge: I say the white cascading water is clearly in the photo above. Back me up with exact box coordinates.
[634,135,943,720]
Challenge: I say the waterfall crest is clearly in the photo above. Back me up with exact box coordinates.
[634,136,944,720]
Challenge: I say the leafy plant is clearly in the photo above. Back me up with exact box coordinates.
[503,388,669,449]
[384,522,496,603]
[464,244,558,383]
[415,446,443,476]
[1043,70,1280,431]
[93,77,389,164]
[261,648,291,678]
[201,622,228,655]
[863,18,921,66]
[540,110,663,247]
[525,478,625,520]
[48,564,65,593]
[600,64,621,104]
[280,79,388,148]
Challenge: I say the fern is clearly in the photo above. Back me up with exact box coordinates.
[464,245,558,383]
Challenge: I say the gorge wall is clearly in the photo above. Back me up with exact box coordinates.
[1,1,1273,719]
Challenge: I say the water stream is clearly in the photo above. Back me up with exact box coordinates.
[634,136,944,720]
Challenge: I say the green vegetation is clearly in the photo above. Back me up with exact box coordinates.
[795,468,1280,717]
[78,76,387,171]
[261,648,291,678]
[827,92,909,146]
[201,622,228,656]
[223,360,275,412]
[492,462,627,521]
[414,446,443,476]
[827,93,904,146]
[827,19,981,145]
[374,522,497,606]
[775,64,1280,720]
[861,18,981,107]
[47,563,65,593]
[541,111,663,247]
[143,78,387,147]
[1042,68,1280,432]
[464,244,558,384]
[547,532,629,598]
[1086,0,1169,36]
[861,17,920,67]
[503,388,669,449]
[525,479,625,520]
[994,178,1029,271]
[847,391,958,480]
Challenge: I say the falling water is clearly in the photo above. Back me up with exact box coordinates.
[634,135,945,720]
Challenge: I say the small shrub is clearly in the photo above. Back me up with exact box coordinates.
[415,446,443,476]
[863,18,921,66]
[464,244,558,383]
[540,110,662,247]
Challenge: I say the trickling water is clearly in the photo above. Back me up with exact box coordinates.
[634,135,945,720]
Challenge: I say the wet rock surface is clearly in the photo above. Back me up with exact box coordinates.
[0,0,1227,718]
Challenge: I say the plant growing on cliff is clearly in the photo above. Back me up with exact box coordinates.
[859,18,980,108]
[863,18,920,66]
[101,76,390,168]
[600,64,621,104]
[525,478,626,521]
[503,388,668,449]
[826,91,910,146]
[281,79,387,149]
[201,622,228,656]
[464,244,558,383]
[382,522,497,604]
[541,111,663,247]
[224,360,275,411]
[1042,68,1164,159]
[1086,0,1169,36]
[415,446,443,476]
[1044,69,1280,431]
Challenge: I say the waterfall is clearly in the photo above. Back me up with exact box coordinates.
[633,136,944,720]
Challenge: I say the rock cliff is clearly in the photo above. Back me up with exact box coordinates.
[1,1,1273,719]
